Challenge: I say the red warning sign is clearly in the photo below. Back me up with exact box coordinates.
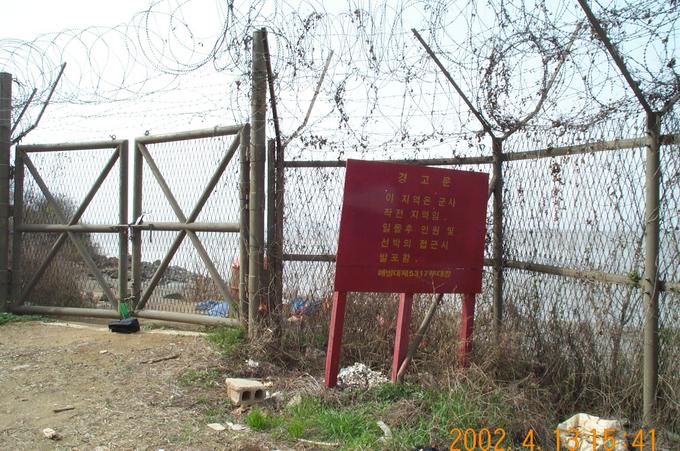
[334,159,488,294]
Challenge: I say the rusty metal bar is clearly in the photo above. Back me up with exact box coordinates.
[135,125,244,145]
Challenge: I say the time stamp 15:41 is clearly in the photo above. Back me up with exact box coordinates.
[449,427,657,451]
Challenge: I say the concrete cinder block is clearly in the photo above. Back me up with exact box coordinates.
[225,378,266,406]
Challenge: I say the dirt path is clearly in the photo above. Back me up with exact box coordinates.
[0,321,275,450]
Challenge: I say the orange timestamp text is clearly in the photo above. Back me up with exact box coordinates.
[449,427,656,451]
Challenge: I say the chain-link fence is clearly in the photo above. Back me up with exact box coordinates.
[280,112,680,428]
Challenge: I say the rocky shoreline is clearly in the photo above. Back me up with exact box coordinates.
[94,256,197,284]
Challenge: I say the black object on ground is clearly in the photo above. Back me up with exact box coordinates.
[108,318,140,334]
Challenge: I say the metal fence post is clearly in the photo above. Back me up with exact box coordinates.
[0,73,11,312]
[249,29,267,337]
[11,150,23,304]
[239,124,250,323]
[491,137,504,336]
[266,139,276,311]
[131,142,143,309]
[643,111,661,423]
[118,141,129,304]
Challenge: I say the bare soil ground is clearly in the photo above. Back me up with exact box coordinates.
[0,321,282,450]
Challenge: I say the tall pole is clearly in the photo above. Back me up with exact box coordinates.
[131,142,143,310]
[118,142,129,306]
[0,73,12,312]
[643,112,660,423]
[239,125,250,324]
[491,137,504,335]
[249,29,267,338]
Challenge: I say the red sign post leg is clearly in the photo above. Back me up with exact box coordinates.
[325,291,348,388]
[458,293,476,367]
[391,293,414,382]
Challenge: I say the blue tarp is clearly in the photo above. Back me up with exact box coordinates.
[289,298,321,316]
[195,300,230,317]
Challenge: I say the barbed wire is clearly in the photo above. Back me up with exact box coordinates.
[0,0,678,152]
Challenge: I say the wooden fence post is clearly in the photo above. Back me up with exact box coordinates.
[0,73,11,312]
[249,29,267,337]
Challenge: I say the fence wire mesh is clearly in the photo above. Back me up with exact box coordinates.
[137,133,242,317]
[15,147,122,310]
[659,111,680,428]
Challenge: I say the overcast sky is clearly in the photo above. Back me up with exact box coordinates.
[2,0,145,40]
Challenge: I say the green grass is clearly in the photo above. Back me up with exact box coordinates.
[178,368,222,387]
[264,382,515,450]
[201,399,234,423]
[245,408,282,431]
[0,312,49,326]
[205,325,246,355]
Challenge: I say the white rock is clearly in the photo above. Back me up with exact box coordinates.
[42,428,59,440]
[207,423,226,431]
[337,362,388,389]
[377,420,392,440]
[557,413,629,451]
[226,422,248,431]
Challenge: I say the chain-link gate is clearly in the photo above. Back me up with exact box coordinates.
[130,125,249,325]
[11,140,129,318]
[10,125,251,326]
